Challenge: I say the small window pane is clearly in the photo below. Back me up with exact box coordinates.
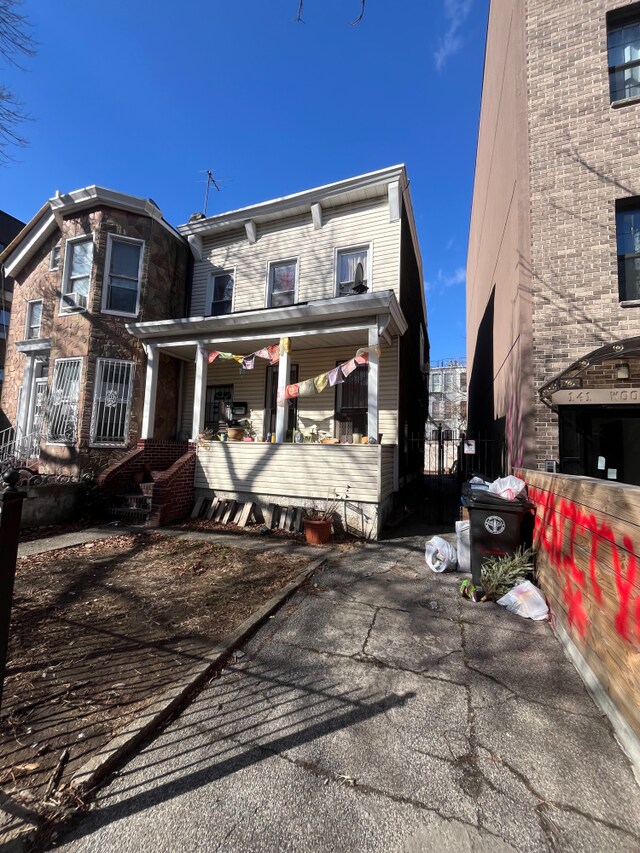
[210,272,234,315]
[71,241,93,277]
[27,302,42,339]
[107,281,138,313]
[338,248,368,295]
[270,262,295,306]
[111,241,141,278]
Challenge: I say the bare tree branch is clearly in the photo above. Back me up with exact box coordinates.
[350,0,366,26]
[0,0,35,164]
[295,1,366,24]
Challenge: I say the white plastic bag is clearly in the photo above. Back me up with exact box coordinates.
[497,581,548,620]
[455,521,470,573]
[488,475,526,501]
[425,536,457,573]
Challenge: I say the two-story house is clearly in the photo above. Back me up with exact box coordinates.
[0,187,189,472]
[126,165,428,536]
[0,209,25,424]
[1,167,427,537]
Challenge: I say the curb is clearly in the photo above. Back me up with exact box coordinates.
[69,553,329,797]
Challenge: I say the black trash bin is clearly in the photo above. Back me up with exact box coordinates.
[463,489,535,586]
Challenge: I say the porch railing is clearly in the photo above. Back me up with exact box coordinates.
[0,426,42,471]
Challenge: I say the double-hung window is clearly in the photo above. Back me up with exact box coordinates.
[337,247,369,297]
[61,237,93,312]
[90,359,135,446]
[608,9,640,103]
[616,200,640,301]
[207,271,234,315]
[47,358,82,444]
[267,260,297,308]
[50,245,61,271]
[0,309,9,340]
[25,300,42,340]
[103,234,144,316]
[431,373,442,393]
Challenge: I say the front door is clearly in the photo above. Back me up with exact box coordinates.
[204,385,233,433]
[264,364,298,438]
[335,363,368,440]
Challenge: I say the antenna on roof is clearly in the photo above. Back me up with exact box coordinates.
[202,169,221,216]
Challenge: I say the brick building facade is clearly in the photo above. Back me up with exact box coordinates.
[467,0,640,485]
[0,210,25,421]
[0,188,189,475]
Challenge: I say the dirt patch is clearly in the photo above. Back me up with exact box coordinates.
[0,532,305,809]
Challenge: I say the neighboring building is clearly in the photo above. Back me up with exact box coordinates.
[0,210,25,420]
[424,359,466,473]
[467,0,640,485]
[0,167,428,537]
[128,165,428,536]
[0,187,189,472]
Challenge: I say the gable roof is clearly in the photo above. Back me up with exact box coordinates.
[0,186,183,278]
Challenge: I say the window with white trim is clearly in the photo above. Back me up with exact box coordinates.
[337,247,369,297]
[50,245,61,271]
[267,260,296,307]
[25,300,42,340]
[207,271,234,315]
[102,234,144,316]
[90,359,135,446]
[47,358,82,444]
[61,237,93,312]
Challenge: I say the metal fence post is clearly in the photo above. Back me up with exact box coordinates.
[0,470,26,715]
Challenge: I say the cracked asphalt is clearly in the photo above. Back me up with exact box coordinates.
[55,529,640,852]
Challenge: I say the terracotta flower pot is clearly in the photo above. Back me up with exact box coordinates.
[227,427,245,441]
[303,518,332,545]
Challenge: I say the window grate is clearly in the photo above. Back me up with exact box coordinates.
[47,358,82,444]
[90,359,134,446]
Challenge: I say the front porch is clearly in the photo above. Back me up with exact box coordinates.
[128,292,407,537]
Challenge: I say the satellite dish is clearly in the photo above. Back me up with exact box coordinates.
[351,262,368,294]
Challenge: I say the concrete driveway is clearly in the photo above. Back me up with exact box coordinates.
[55,529,640,853]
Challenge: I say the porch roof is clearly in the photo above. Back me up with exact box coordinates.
[126,290,407,359]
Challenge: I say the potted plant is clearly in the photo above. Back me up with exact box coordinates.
[303,486,350,546]
[226,419,246,441]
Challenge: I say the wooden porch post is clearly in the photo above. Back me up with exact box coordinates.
[192,344,209,441]
[275,345,290,443]
[368,323,379,442]
[141,344,159,440]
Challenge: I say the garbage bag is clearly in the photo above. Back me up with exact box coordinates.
[487,475,526,501]
[425,536,457,573]
[497,581,548,620]
[455,520,470,573]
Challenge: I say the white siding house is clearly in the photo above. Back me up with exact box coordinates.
[127,165,427,537]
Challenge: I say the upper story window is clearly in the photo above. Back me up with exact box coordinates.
[337,247,369,297]
[102,234,144,316]
[608,8,640,103]
[431,372,442,393]
[460,371,467,391]
[61,236,93,313]
[207,271,234,315]
[444,372,454,392]
[616,200,640,301]
[49,245,61,271]
[268,259,297,308]
[25,300,42,340]
[0,309,9,340]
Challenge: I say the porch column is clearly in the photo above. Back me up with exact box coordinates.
[192,344,209,441]
[368,324,379,442]
[141,344,159,440]
[275,346,290,443]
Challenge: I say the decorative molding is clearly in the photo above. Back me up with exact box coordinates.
[388,181,402,222]
[245,220,257,244]
[311,202,322,230]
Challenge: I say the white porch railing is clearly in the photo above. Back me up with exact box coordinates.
[195,441,396,503]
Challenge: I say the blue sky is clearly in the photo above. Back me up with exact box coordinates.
[0,0,487,362]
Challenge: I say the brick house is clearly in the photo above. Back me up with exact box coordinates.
[0,187,189,474]
[467,0,640,486]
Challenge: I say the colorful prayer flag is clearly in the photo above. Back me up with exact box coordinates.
[327,366,344,387]
[314,372,329,393]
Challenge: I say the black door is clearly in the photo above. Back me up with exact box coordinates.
[264,364,298,438]
[335,363,368,440]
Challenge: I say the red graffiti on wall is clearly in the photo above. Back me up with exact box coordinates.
[528,485,640,645]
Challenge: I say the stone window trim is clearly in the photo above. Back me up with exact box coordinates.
[334,243,372,298]
[266,257,299,309]
[59,233,95,316]
[101,232,145,319]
